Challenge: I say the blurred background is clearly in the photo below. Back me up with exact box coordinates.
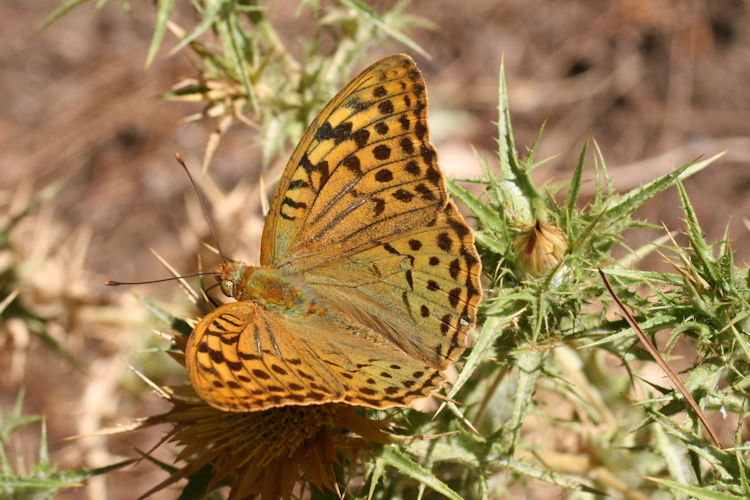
[1,0,748,498]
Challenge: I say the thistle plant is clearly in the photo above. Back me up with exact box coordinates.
[112,59,743,500]
[434,65,746,499]
[0,392,132,498]
[24,2,750,499]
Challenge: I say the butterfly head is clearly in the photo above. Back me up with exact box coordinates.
[215,261,248,299]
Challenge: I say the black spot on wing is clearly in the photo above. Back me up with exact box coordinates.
[449,258,461,280]
[392,189,414,202]
[414,183,437,201]
[378,100,394,114]
[415,121,427,141]
[400,137,414,155]
[288,179,310,190]
[404,160,420,176]
[342,155,363,176]
[332,122,353,144]
[316,121,333,141]
[399,114,411,131]
[375,169,393,183]
[300,153,314,175]
[437,232,452,252]
[282,197,307,210]
[383,242,400,255]
[371,197,386,217]
[374,122,389,135]
[346,96,369,111]
[373,144,391,160]
[351,129,370,148]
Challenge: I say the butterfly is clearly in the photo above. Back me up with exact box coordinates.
[185,54,482,412]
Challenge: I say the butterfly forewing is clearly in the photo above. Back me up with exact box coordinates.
[260,55,444,269]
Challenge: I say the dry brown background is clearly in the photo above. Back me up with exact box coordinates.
[1,0,749,498]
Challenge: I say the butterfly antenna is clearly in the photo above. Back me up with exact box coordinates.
[105,271,218,286]
[174,153,230,263]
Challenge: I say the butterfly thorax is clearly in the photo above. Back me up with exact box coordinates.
[215,261,325,318]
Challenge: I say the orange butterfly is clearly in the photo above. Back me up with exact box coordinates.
[185,54,482,412]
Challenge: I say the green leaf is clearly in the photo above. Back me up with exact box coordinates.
[615,232,676,269]
[49,459,136,487]
[447,314,517,402]
[178,463,216,500]
[224,8,258,111]
[145,0,176,69]
[647,477,746,499]
[33,0,91,34]
[339,0,429,57]
[495,62,543,221]
[367,454,386,500]
[563,136,588,231]
[596,268,683,287]
[601,153,721,224]
[138,297,193,336]
[639,404,738,480]
[592,139,615,205]
[447,179,505,236]
[735,404,750,496]
[654,425,698,489]
[166,0,224,56]
[579,313,679,348]
[0,392,42,444]
[473,230,508,256]
[377,446,462,500]
[676,180,720,285]
[0,475,78,490]
[506,348,544,450]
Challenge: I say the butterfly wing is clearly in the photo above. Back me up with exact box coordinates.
[260,54,445,269]
[186,301,343,411]
[305,199,481,370]
[258,54,481,370]
[186,301,442,411]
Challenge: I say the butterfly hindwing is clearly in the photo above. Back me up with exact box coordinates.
[186,301,344,411]
[305,200,482,369]
[186,301,443,411]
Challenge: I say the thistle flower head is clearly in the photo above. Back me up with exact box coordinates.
[121,326,390,499]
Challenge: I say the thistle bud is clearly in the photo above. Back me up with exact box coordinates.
[513,220,568,276]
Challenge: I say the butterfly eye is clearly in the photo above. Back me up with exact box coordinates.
[220,280,234,297]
